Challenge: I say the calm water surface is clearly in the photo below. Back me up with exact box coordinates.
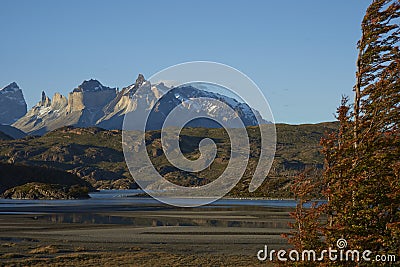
[0,190,298,214]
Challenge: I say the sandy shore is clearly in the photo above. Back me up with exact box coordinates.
[0,205,293,266]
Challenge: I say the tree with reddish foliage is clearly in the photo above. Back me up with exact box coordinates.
[285,0,399,265]
[329,0,399,256]
[281,168,324,266]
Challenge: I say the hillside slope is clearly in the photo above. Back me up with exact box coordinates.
[0,122,338,198]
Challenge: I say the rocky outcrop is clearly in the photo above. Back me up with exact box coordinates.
[12,91,66,135]
[13,80,117,135]
[95,178,138,190]
[2,182,90,200]
[97,76,162,129]
[40,91,51,107]
[51,93,68,110]
[68,79,116,113]
[0,82,27,125]
[0,162,93,196]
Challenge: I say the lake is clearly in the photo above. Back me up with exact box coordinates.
[0,189,298,215]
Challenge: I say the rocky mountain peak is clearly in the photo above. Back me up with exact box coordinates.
[73,79,113,93]
[0,82,27,125]
[1,82,20,93]
[41,91,46,102]
[51,93,68,110]
[135,74,145,88]
[40,91,51,107]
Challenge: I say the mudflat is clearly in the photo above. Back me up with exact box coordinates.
[0,203,292,266]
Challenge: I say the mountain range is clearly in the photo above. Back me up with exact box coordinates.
[2,74,266,135]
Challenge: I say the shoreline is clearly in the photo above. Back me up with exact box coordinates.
[0,195,327,202]
[0,204,292,266]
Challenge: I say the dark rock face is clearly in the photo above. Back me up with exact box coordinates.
[73,79,115,92]
[0,82,27,125]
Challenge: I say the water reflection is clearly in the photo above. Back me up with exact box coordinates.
[42,211,290,229]
[0,190,296,231]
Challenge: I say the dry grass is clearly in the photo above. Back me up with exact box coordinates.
[1,251,270,267]
[1,242,16,248]
[73,246,86,252]
[0,253,24,259]
[29,245,60,254]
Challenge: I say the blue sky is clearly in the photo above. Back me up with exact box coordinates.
[0,0,371,124]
